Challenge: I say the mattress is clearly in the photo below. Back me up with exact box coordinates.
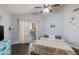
[31,39,76,55]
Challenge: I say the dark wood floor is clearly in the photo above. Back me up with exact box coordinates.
[11,43,29,55]
[11,43,79,55]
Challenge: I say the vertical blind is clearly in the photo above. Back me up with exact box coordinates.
[18,19,29,43]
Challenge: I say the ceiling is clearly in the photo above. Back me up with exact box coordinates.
[1,4,44,14]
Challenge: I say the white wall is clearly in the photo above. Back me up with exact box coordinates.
[63,4,79,49]
[0,6,11,40]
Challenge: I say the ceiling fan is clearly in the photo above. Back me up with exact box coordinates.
[34,4,62,13]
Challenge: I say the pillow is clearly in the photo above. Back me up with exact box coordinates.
[55,36,65,41]
[49,34,55,39]
[44,35,49,38]
[55,36,62,39]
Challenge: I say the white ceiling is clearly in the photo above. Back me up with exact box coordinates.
[1,4,44,14]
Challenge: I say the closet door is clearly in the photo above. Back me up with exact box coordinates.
[19,20,30,43]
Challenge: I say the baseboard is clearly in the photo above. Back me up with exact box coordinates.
[70,44,79,49]
[11,42,20,45]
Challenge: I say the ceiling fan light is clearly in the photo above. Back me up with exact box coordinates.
[43,8,49,13]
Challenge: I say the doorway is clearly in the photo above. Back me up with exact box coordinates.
[29,21,38,41]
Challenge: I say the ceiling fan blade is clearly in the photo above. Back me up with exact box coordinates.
[52,4,60,7]
[49,4,62,8]
[34,6,43,8]
[48,4,62,10]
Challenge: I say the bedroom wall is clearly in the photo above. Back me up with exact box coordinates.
[63,4,79,49]
[0,6,11,40]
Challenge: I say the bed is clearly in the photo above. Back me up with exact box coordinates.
[30,37,76,55]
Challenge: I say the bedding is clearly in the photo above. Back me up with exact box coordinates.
[49,34,55,39]
[31,38,76,55]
